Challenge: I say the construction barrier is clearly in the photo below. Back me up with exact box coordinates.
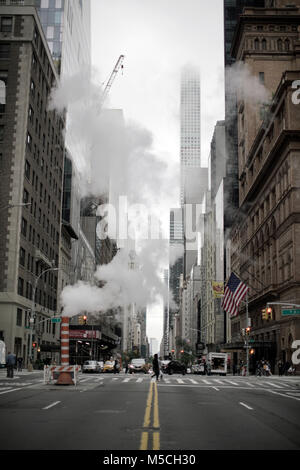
[44,365,81,385]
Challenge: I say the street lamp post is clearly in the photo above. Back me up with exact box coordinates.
[28,267,59,371]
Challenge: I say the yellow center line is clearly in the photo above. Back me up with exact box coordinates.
[153,382,160,429]
[143,381,153,428]
[140,380,160,450]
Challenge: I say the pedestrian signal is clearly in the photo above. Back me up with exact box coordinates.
[250,349,255,355]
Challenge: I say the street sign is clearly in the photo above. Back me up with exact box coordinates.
[51,317,61,323]
[282,309,300,316]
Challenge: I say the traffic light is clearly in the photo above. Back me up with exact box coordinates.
[32,342,37,348]
[266,307,272,320]
[261,308,268,320]
[250,348,255,355]
[83,315,87,325]
[245,327,251,335]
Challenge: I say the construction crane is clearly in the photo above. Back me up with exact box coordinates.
[99,54,125,109]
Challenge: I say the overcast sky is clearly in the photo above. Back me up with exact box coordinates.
[90,0,225,346]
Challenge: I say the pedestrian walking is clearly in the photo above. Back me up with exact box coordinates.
[151,354,160,381]
[17,357,23,372]
[113,359,119,374]
[206,361,211,376]
[6,351,16,378]
[277,360,283,376]
[125,361,129,374]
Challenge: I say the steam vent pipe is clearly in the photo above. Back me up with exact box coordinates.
[56,316,74,385]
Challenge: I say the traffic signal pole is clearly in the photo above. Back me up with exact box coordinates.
[246,292,249,377]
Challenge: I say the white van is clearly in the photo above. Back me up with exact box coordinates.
[0,340,6,368]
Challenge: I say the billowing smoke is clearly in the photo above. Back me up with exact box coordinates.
[49,69,181,316]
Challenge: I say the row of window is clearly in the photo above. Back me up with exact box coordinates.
[253,37,291,52]
[17,276,57,310]
[21,213,59,262]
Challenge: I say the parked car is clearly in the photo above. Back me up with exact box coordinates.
[82,360,100,373]
[160,360,170,372]
[129,358,147,374]
[97,361,104,372]
[191,363,205,375]
[103,361,114,373]
[165,360,187,375]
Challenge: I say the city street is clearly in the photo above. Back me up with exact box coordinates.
[0,369,299,451]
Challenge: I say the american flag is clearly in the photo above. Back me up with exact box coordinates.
[221,272,249,317]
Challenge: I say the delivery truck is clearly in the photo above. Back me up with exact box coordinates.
[207,352,227,375]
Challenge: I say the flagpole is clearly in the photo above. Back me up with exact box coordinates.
[246,291,249,377]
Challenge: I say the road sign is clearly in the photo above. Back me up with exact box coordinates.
[282,309,300,316]
[51,317,61,323]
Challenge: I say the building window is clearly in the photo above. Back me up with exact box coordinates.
[19,247,25,267]
[259,72,264,84]
[254,38,260,51]
[0,17,13,33]
[25,160,31,180]
[278,39,283,52]
[0,43,10,59]
[21,217,27,237]
[285,39,290,51]
[262,39,267,51]
[0,125,4,142]
[16,308,22,327]
[17,277,24,296]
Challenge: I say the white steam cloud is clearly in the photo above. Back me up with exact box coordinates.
[49,69,181,317]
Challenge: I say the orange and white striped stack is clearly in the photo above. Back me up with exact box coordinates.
[56,316,74,385]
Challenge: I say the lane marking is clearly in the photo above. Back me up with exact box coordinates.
[143,381,154,428]
[140,432,148,450]
[153,382,159,429]
[153,432,160,450]
[212,387,220,391]
[43,401,61,410]
[267,389,300,402]
[0,388,22,395]
[239,402,253,410]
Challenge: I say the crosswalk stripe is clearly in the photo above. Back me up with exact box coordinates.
[177,379,184,384]
[224,380,239,386]
[188,379,198,384]
[202,379,211,385]
[266,382,283,389]
[136,378,143,383]
[123,378,130,382]
[212,379,223,385]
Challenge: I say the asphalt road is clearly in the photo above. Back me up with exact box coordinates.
[0,370,299,451]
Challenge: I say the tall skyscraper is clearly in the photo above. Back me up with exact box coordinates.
[36,0,91,77]
[180,65,201,205]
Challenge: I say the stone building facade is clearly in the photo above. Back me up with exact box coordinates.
[0,3,65,362]
[228,1,300,371]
